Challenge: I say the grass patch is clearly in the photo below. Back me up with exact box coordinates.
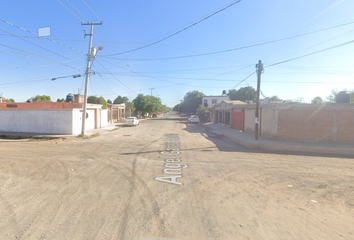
[77,133,100,139]
[109,127,121,132]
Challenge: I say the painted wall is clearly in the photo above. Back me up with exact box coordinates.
[0,109,74,134]
[101,110,108,127]
[202,96,229,107]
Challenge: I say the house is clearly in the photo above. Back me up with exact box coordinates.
[214,100,247,127]
[215,101,354,143]
[202,95,230,108]
[0,101,108,135]
[107,103,126,123]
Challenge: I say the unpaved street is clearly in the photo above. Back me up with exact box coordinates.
[0,113,353,240]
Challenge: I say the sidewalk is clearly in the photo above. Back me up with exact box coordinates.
[0,122,126,140]
[204,123,354,157]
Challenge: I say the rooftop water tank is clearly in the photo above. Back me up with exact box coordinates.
[66,93,74,102]
[335,91,351,103]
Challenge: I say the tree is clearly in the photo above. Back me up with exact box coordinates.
[113,95,129,104]
[311,96,323,104]
[87,96,108,109]
[269,95,282,102]
[1,97,15,103]
[181,91,205,113]
[173,103,182,112]
[326,89,354,103]
[227,86,256,102]
[31,95,51,102]
[57,98,65,102]
[107,99,112,104]
[196,105,210,122]
[122,96,129,103]
[133,94,165,117]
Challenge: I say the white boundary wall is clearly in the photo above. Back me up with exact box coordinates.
[0,107,109,135]
[0,109,74,134]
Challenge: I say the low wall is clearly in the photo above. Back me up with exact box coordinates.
[0,109,74,134]
[243,104,354,143]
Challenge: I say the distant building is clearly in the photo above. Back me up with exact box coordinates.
[202,95,230,108]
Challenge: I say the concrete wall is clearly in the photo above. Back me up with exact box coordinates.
[101,109,108,127]
[243,104,354,143]
[0,109,74,134]
[244,108,255,133]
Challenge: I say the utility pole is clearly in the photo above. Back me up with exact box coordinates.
[81,21,103,135]
[149,88,155,96]
[255,60,263,140]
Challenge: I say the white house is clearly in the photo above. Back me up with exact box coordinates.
[0,102,108,135]
[202,95,230,108]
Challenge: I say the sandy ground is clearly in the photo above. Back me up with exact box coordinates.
[0,113,353,240]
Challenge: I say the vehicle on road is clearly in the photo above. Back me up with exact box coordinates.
[188,115,196,122]
[125,117,139,126]
[189,115,200,123]
[152,113,158,118]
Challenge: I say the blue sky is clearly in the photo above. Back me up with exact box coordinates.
[1,0,354,106]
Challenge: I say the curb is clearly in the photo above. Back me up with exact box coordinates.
[205,125,354,157]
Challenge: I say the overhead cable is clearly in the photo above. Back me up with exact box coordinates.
[103,0,244,56]
[267,39,354,67]
[101,19,354,60]
[0,18,85,54]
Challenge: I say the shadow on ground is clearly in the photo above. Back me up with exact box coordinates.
[182,123,354,159]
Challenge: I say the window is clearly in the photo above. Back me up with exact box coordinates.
[212,99,217,104]
[204,99,208,107]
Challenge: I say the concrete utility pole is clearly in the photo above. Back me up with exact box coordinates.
[81,21,103,135]
[149,88,155,96]
[255,60,263,140]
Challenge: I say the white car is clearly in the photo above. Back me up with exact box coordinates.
[188,115,196,122]
[189,115,200,123]
[125,117,139,126]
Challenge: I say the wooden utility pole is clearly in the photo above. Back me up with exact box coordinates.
[255,60,263,140]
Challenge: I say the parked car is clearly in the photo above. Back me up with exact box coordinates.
[152,113,158,118]
[125,117,139,126]
[189,115,200,123]
[188,115,196,122]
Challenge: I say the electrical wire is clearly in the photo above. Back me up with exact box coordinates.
[0,18,85,54]
[103,0,244,56]
[56,0,82,21]
[231,71,256,89]
[0,40,82,71]
[101,19,354,60]
[66,0,89,21]
[94,59,137,93]
[267,38,354,68]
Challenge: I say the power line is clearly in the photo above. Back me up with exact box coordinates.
[267,39,354,68]
[56,0,82,21]
[95,59,137,93]
[0,18,85,53]
[66,0,89,21]
[100,19,354,60]
[0,40,82,71]
[0,27,72,60]
[232,71,256,89]
[103,0,244,56]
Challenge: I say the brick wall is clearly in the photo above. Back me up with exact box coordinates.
[242,104,354,143]
[277,108,335,142]
[336,108,354,142]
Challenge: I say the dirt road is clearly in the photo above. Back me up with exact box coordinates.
[0,113,353,240]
